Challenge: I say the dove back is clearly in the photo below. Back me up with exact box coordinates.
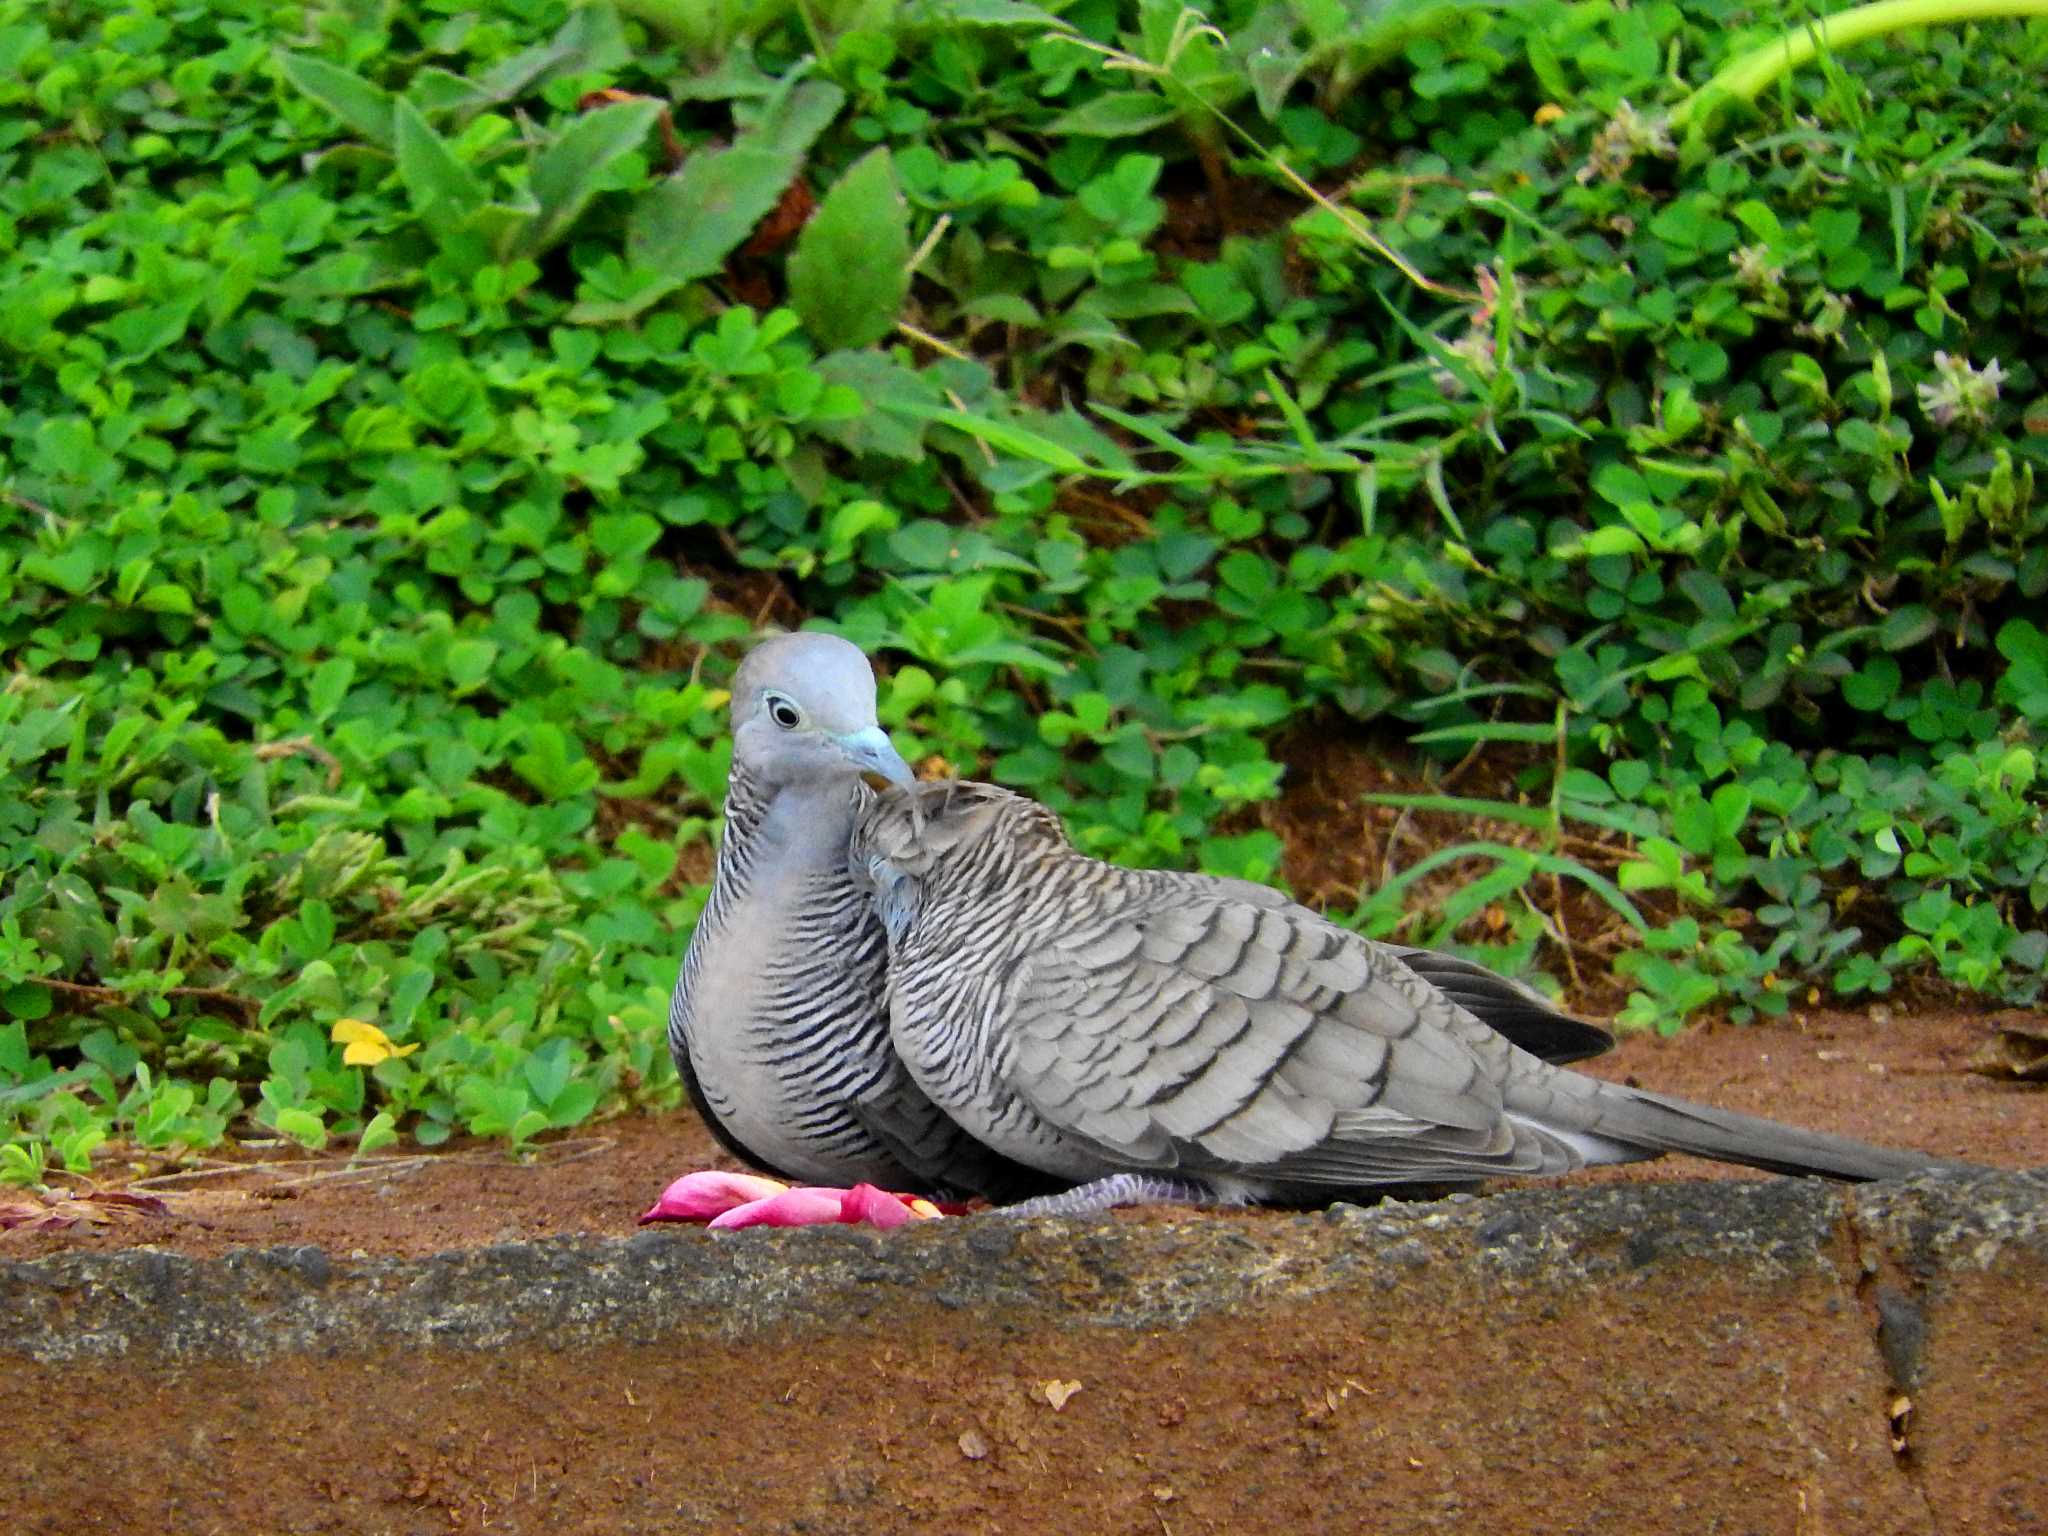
[858,779,1969,1206]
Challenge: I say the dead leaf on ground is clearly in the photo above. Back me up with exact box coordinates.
[1040,1379,1082,1412]
[1968,1012,2048,1082]
[740,179,817,258]
[0,1190,173,1234]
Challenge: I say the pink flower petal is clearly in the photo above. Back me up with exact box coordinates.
[841,1184,921,1228]
[639,1170,790,1225]
[642,1172,955,1232]
[707,1187,849,1230]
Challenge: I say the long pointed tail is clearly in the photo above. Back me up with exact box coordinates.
[1580,1083,1972,1181]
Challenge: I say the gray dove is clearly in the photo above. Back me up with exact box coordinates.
[668,632,1050,1197]
[669,634,1616,1207]
[854,777,1962,1209]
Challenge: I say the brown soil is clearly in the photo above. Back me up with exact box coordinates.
[4,1007,2038,1265]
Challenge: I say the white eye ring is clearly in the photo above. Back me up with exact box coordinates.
[765,693,803,730]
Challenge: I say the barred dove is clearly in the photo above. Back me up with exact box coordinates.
[667,633,1046,1197]
[666,635,1614,1212]
[855,778,1962,1208]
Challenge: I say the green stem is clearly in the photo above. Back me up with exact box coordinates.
[1670,0,2048,131]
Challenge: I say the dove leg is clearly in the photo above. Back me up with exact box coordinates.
[991,1174,1222,1217]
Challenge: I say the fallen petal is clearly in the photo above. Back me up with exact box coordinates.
[639,1170,790,1225]
[707,1187,848,1230]
[647,1173,957,1232]
[841,1184,923,1228]
[0,1202,50,1232]
[80,1191,171,1218]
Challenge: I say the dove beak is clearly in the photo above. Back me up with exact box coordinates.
[837,726,915,787]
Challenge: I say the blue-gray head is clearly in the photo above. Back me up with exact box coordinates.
[730,632,915,790]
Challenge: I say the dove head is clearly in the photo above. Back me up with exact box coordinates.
[730,633,914,791]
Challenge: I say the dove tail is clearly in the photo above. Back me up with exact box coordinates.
[1585,1085,1967,1181]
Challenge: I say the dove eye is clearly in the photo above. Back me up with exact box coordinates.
[765,694,803,730]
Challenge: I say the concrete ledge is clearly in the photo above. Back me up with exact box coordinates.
[6,1172,2044,1533]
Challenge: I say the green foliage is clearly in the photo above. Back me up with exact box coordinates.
[2,0,2045,1176]
[615,78,848,319]
[789,147,912,347]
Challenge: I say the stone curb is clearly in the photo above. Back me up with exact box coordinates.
[4,1171,2040,1364]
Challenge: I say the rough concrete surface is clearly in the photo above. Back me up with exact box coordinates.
[4,1171,2044,1534]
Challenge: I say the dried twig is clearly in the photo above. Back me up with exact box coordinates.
[255,733,344,789]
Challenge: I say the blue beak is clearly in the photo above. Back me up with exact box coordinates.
[837,726,915,786]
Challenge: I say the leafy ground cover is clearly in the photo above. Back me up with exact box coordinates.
[2,0,2044,1176]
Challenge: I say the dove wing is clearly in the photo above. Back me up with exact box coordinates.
[999,885,1582,1185]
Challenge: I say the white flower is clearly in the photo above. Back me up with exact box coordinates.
[1916,352,2007,429]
